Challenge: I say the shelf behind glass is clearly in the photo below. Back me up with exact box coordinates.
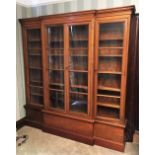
[49,90,64,109]
[97,94,120,109]
[98,73,121,90]
[30,94,43,105]
[98,86,121,92]
[98,57,122,72]
[97,106,120,119]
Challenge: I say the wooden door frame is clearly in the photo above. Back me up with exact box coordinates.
[94,15,131,123]
[41,17,94,119]
[65,21,94,119]
[41,21,66,113]
[21,21,43,108]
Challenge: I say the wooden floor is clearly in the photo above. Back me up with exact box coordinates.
[17,126,139,155]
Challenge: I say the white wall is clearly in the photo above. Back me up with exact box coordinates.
[16,5,27,121]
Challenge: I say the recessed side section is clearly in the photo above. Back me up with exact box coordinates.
[27,28,43,106]
[47,25,65,110]
[68,24,89,115]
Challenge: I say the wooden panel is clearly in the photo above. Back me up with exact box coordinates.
[16,117,26,130]
[94,136,124,152]
[43,125,94,145]
[96,6,135,18]
[43,113,93,136]
[41,21,49,110]
[19,6,135,23]
[125,13,139,141]
[26,107,43,124]
[94,122,124,143]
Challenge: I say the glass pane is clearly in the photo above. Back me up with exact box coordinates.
[47,25,64,109]
[49,91,64,109]
[27,29,43,105]
[69,24,88,114]
[70,94,87,113]
[98,74,121,90]
[97,22,124,119]
[97,106,119,119]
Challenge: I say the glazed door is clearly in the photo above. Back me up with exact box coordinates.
[42,21,93,117]
[94,19,129,121]
[45,25,65,110]
[67,23,93,117]
[26,28,43,106]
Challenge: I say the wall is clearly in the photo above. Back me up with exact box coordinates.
[16,0,139,120]
[16,4,27,121]
[25,0,139,17]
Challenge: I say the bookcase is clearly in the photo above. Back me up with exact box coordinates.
[20,6,136,152]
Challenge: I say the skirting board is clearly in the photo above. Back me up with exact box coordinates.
[24,119,43,129]
[16,117,26,130]
[16,117,42,130]
[94,136,125,152]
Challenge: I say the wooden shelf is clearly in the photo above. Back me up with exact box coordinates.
[29,85,43,89]
[97,111,119,120]
[70,39,88,42]
[28,48,41,51]
[70,55,87,57]
[29,102,43,107]
[28,39,41,42]
[29,66,42,70]
[70,48,88,50]
[49,88,64,92]
[98,86,121,92]
[99,55,122,57]
[98,71,122,75]
[70,70,88,73]
[49,83,64,86]
[99,38,123,41]
[48,68,64,71]
[49,54,64,56]
[30,92,43,96]
[99,47,123,49]
[29,53,41,56]
[71,85,88,89]
[97,102,120,109]
[97,106,119,119]
[70,91,88,95]
[47,48,64,50]
[50,40,64,42]
[30,80,42,83]
[97,94,120,99]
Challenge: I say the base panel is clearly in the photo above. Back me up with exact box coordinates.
[24,108,126,152]
[94,121,125,152]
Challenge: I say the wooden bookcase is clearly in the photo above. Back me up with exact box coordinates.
[20,6,136,151]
